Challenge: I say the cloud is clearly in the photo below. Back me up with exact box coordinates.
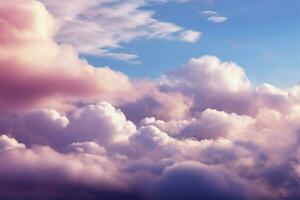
[129,125,173,158]
[159,55,253,115]
[180,30,202,43]
[67,102,136,145]
[207,15,228,23]
[0,0,196,118]
[0,135,25,152]
[151,161,274,200]
[0,95,299,199]
[65,141,106,155]
[177,109,253,140]
[40,0,201,60]
[201,10,218,15]
[200,10,228,23]
[0,139,131,200]
[120,87,193,122]
[0,0,141,112]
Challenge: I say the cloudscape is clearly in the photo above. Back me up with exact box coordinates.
[0,0,299,199]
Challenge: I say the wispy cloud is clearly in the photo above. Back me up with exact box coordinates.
[207,15,227,23]
[40,0,201,61]
[200,10,218,15]
[200,10,228,23]
[180,30,202,43]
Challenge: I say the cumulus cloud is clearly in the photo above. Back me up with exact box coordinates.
[0,141,131,200]
[177,109,253,140]
[0,95,299,199]
[151,161,274,200]
[67,102,136,145]
[0,135,25,152]
[120,85,193,122]
[0,0,138,112]
[159,55,253,115]
[0,0,299,200]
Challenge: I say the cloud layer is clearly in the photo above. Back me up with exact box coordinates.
[0,1,299,200]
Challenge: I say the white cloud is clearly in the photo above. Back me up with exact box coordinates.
[40,0,201,61]
[180,30,202,43]
[0,135,25,152]
[200,10,218,15]
[200,10,228,23]
[68,102,136,145]
[207,15,227,23]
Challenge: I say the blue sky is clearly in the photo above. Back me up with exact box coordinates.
[83,0,300,87]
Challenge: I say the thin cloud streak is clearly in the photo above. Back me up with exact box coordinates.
[200,10,228,23]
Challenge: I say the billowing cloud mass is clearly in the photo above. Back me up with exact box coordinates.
[0,1,299,200]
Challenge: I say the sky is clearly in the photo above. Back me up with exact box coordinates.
[81,0,300,87]
[0,1,300,200]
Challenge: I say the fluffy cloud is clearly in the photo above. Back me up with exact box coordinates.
[67,102,136,145]
[0,0,137,112]
[0,139,131,200]
[159,55,253,115]
[0,96,299,199]
[178,109,253,140]
[158,55,300,117]
[120,85,193,122]
[129,125,175,159]
[151,161,274,200]
[0,135,25,152]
